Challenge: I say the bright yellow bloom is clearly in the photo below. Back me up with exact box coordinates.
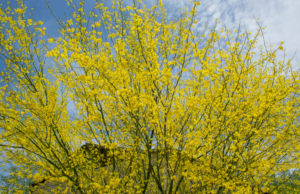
[0,0,299,193]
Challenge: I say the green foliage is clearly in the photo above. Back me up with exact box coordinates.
[0,163,32,194]
[271,170,300,193]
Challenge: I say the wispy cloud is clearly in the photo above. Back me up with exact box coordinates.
[149,0,300,63]
[3,0,299,62]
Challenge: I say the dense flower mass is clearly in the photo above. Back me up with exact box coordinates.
[0,0,299,193]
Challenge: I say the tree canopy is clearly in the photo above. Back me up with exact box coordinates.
[0,0,299,193]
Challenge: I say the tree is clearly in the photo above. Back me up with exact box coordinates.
[270,169,300,193]
[0,161,34,194]
[0,0,299,193]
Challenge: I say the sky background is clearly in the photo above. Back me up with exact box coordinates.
[0,0,299,72]
[153,0,300,64]
[11,0,300,64]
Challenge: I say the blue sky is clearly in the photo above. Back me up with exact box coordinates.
[163,0,300,63]
[1,0,299,66]
[0,0,298,58]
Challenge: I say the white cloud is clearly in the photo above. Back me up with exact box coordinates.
[141,0,300,64]
[200,0,299,63]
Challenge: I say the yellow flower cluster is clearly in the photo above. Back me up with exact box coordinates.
[0,0,299,193]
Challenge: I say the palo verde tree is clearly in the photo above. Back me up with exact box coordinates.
[0,0,300,193]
